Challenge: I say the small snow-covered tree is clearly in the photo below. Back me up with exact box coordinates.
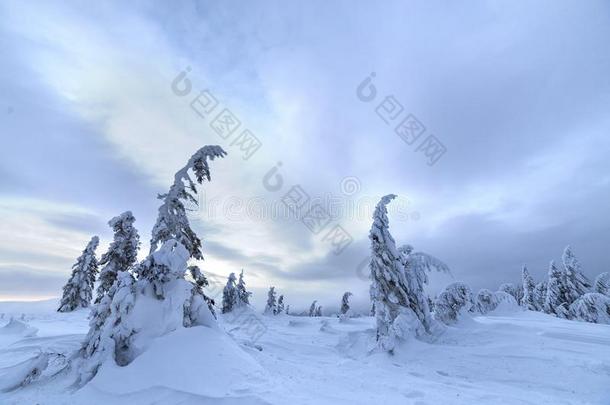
[562,246,591,306]
[340,292,352,315]
[521,265,536,310]
[236,269,252,306]
[474,289,498,314]
[264,287,277,315]
[498,283,518,303]
[544,260,570,318]
[277,295,285,314]
[569,293,610,324]
[434,282,474,325]
[309,300,318,317]
[222,273,238,314]
[185,265,216,320]
[77,271,136,384]
[96,211,140,303]
[58,236,99,312]
[594,272,610,296]
[314,305,322,317]
[533,281,547,311]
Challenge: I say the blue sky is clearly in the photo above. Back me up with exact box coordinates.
[1,0,609,311]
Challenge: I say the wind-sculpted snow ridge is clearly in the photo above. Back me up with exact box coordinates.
[1,301,609,404]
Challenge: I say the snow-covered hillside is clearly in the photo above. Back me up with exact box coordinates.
[0,300,608,405]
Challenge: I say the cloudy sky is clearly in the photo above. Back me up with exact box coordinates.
[1,1,609,312]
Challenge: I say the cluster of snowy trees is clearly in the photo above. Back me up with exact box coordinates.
[53,145,229,385]
[365,194,610,354]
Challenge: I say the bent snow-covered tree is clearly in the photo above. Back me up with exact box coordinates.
[96,211,140,303]
[562,246,591,306]
[521,265,536,310]
[222,272,238,313]
[594,272,610,296]
[264,287,277,315]
[76,145,226,385]
[149,145,227,260]
[369,195,448,352]
[544,260,570,318]
[58,236,100,312]
[434,282,474,325]
[569,293,610,324]
[340,292,352,315]
[236,269,252,306]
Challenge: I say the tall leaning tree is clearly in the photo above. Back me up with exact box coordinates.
[58,236,99,312]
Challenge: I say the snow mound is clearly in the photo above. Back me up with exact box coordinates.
[0,318,38,337]
[87,326,268,399]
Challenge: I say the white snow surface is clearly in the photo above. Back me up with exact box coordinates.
[0,299,608,404]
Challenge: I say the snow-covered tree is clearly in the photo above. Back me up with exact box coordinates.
[236,269,252,306]
[562,246,591,306]
[285,305,290,315]
[397,244,449,333]
[140,146,227,299]
[474,289,498,314]
[76,146,225,384]
[498,283,518,303]
[533,281,547,311]
[58,236,99,312]
[96,211,140,303]
[309,300,318,317]
[434,282,474,325]
[314,305,322,317]
[186,265,216,319]
[544,260,570,318]
[569,293,610,324]
[340,292,352,315]
[368,195,449,352]
[149,145,227,260]
[222,273,238,314]
[594,272,610,296]
[264,287,277,315]
[77,271,136,384]
[521,265,536,310]
[277,295,285,314]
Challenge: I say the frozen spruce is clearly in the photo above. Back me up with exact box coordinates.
[498,283,518,303]
[562,246,591,306]
[314,305,322,317]
[96,211,140,303]
[149,145,227,260]
[78,270,137,385]
[143,145,227,298]
[434,282,474,325]
[594,272,610,296]
[544,260,570,318]
[277,295,285,314]
[264,287,277,315]
[533,281,547,311]
[236,269,252,306]
[397,244,449,333]
[368,195,447,352]
[222,273,238,314]
[475,289,499,314]
[569,293,610,324]
[186,265,216,320]
[521,265,536,310]
[58,236,99,313]
[340,292,352,316]
[309,300,318,317]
